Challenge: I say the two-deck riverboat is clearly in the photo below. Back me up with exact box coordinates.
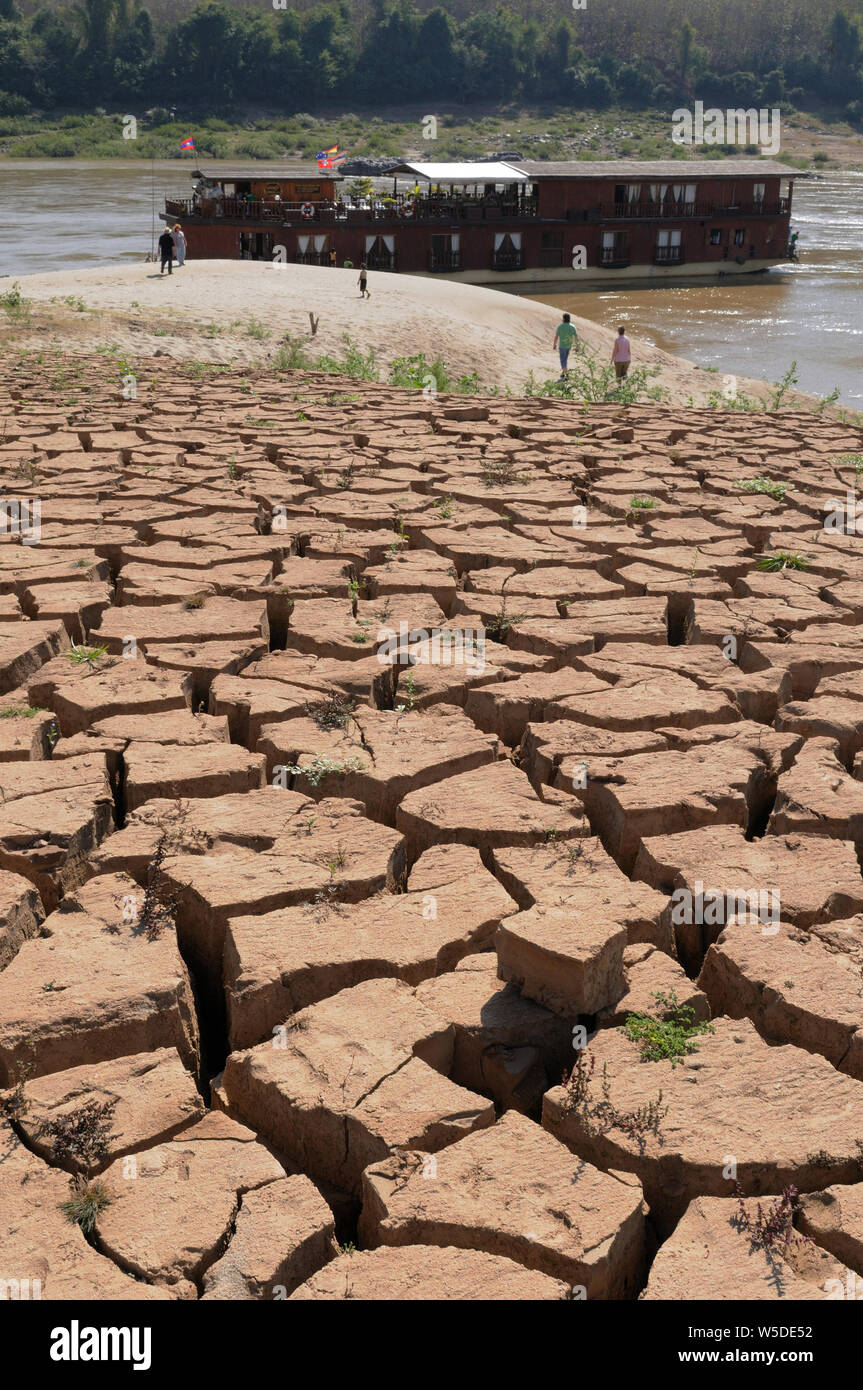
[161,158,797,285]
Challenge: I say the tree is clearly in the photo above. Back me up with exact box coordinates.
[678,19,695,79]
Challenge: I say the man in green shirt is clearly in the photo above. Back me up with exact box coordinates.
[554,313,578,378]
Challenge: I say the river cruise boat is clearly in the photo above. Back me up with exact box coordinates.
[161,158,796,285]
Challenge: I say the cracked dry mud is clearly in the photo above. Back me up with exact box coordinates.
[2,355,863,1302]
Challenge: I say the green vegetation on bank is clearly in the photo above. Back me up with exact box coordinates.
[0,0,861,161]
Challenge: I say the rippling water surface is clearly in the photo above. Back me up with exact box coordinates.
[0,161,860,402]
[522,173,863,405]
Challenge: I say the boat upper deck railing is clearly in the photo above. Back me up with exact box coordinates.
[600,196,790,219]
[163,192,791,224]
[164,193,540,223]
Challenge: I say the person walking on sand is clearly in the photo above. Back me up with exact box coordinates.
[358,263,370,298]
[611,325,631,380]
[553,312,578,378]
[173,224,187,267]
[158,228,175,276]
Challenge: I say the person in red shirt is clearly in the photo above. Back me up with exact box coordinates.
[611,325,631,379]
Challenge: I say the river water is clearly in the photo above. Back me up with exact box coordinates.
[0,160,860,403]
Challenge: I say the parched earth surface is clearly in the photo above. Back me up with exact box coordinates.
[2,352,863,1302]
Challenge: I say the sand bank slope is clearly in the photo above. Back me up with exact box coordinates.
[9,259,806,406]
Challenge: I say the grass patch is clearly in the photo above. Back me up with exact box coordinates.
[284,754,366,786]
[63,642,109,667]
[756,551,809,572]
[737,476,790,501]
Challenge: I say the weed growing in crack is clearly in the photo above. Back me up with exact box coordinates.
[60,1178,113,1234]
[285,755,365,788]
[485,597,525,642]
[63,642,109,668]
[560,1052,668,1153]
[481,457,529,489]
[737,476,789,501]
[731,1184,811,1255]
[0,1047,36,1121]
[756,551,809,572]
[124,799,207,941]
[39,1099,117,1173]
[305,693,356,731]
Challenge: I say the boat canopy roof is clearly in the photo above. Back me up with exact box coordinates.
[387,161,528,183]
[513,159,797,178]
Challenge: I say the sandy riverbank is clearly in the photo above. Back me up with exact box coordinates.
[4,260,823,407]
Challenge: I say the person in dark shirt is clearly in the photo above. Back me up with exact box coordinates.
[158,229,175,276]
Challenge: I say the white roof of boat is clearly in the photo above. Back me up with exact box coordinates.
[389,161,528,182]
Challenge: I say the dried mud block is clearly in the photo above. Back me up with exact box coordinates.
[91,597,270,653]
[123,741,266,812]
[633,825,863,972]
[699,918,863,1078]
[597,943,709,1028]
[258,703,498,822]
[415,955,573,1114]
[16,1047,204,1174]
[543,1019,863,1234]
[577,740,789,875]
[49,660,193,736]
[95,1113,286,1293]
[0,753,114,909]
[496,901,626,1018]
[0,619,70,695]
[0,1119,173,1301]
[0,872,199,1085]
[288,1244,570,1300]
[0,706,56,762]
[225,843,518,1048]
[201,1174,339,1300]
[359,1110,646,1298]
[159,800,406,1022]
[490,838,673,954]
[222,978,492,1194]
[798,1185,863,1277]
[465,669,612,745]
[545,672,739,733]
[0,868,45,970]
[769,737,863,841]
[641,1196,853,1301]
[396,759,585,855]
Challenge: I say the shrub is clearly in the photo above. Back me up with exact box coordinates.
[524,348,662,404]
[272,335,312,370]
[316,334,379,381]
